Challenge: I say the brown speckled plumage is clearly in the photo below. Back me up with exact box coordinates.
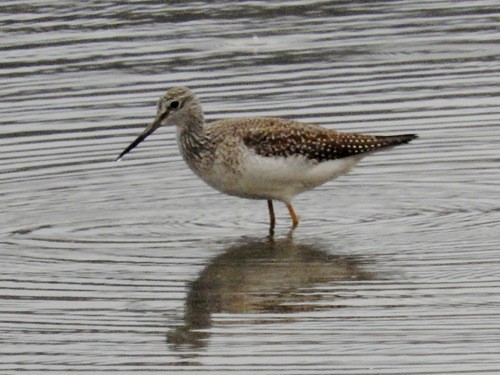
[117,87,418,233]
[211,118,415,162]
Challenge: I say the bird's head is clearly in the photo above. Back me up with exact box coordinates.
[116,86,202,161]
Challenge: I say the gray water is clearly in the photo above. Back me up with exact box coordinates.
[1,1,499,373]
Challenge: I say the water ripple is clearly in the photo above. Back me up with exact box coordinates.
[1,0,499,373]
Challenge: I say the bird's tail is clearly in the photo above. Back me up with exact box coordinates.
[375,134,418,148]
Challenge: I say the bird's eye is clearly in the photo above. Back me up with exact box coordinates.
[170,101,179,109]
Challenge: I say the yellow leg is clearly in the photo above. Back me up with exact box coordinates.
[267,199,275,235]
[286,203,299,230]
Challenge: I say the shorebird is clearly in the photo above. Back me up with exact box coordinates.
[117,87,417,234]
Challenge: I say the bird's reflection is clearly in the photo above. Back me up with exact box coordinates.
[167,236,372,350]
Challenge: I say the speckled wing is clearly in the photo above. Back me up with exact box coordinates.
[237,118,417,162]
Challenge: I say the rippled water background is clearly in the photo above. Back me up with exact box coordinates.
[1,1,499,373]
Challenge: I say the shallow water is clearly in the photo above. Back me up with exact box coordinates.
[1,1,499,373]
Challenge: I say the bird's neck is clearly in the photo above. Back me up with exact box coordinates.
[176,118,210,168]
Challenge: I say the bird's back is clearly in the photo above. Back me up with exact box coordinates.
[205,117,417,162]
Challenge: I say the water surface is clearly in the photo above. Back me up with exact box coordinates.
[1,1,499,373]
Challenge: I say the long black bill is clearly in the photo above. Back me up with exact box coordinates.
[115,132,149,161]
[116,118,162,161]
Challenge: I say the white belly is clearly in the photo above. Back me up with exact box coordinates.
[202,151,365,204]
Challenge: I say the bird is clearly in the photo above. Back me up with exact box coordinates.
[116,87,417,235]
